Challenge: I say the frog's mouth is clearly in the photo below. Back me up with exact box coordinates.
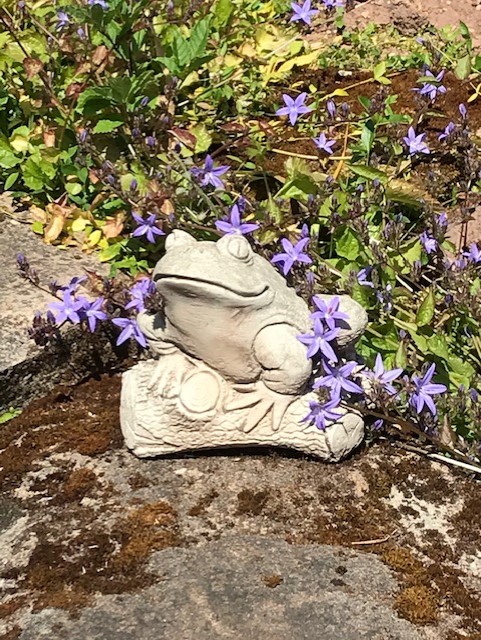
[155,274,272,306]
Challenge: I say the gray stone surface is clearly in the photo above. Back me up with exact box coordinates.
[0,219,127,412]
[18,537,425,640]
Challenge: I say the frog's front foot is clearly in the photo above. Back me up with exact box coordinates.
[224,381,297,433]
[147,348,194,398]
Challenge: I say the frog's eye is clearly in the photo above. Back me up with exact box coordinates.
[218,234,253,262]
[165,230,196,251]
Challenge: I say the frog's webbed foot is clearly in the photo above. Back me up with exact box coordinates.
[147,347,194,398]
[224,382,297,433]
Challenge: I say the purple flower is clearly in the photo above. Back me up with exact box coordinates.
[313,132,336,154]
[437,212,448,228]
[191,155,230,190]
[357,267,375,288]
[297,318,339,362]
[125,278,156,312]
[300,223,309,238]
[403,127,430,155]
[409,363,447,416]
[322,0,344,7]
[302,398,343,431]
[215,202,259,236]
[271,237,312,275]
[78,297,108,332]
[56,11,70,29]
[48,290,84,325]
[77,27,86,39]
[145,136,156,147]
[276,93,313,126]
[311,295,349,330]
[290,0,319,24]
[131,212,165,244]
[88,0,109,8]
[365,353,402,395]
[420,231,437,254]
[326,99,336,118]
[463,242,481,264]
[414,70,446,102]
[459,103,467,119]
[313,361,363,399]
[376,283,393,313]
[112,317,147,348]
[438,121,455,141]
[62,275,87,294]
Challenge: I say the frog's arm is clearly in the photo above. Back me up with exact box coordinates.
[253,323,312,395]
[136,310,177,355]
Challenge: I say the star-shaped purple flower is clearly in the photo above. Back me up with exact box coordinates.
[48,290,84,325]
[463,242,481,264]
[302,398,343,431]
[276,93,313,126]
[56,11,70,29]
[414,70,446,102]
[78,297,108,332]
[191,155,230,190]
[290,0,319,24]
[313,360,363,400]
[131,212,165,244]
[88,0,109,8]
[438,121,455,141]
[313,132,336,154]
[112,317,147,348]
[297,318,339,362]
[365,353,402,395]
[357,267,375,288]
[409,363,447,416]
[403,127,430,156]
[311,295,349,330]
[215,203,259,236]
[271,237,312,276]
[125,278,156,312]
[420,231,437,254]
[322,0,344,7]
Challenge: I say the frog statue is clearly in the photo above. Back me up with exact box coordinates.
[120,230,368,461]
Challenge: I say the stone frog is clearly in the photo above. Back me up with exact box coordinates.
[138,230,367,432]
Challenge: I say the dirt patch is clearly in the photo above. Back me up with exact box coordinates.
[14,499,181,614]
[262,574,284,588]
[348,0,481,48]
[0,375,123,491]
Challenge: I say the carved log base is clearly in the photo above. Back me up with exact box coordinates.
[120,354,364,462]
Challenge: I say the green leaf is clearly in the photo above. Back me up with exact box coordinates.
[455,54,471,80]
[360,119,375,154]
[335,227,362,260]
[348,164,387,184]
[394,341,408,369]
[93,119,124,133]
[275,175,317,200]
[188,17,211,63]
[191,124,212,153]
[173,31,192,69]
[4,172,18,190]
[99,241,124,262]
[213,0,233,26]
[416,289,435,326]
[31,220,44,234]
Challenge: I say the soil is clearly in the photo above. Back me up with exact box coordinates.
[0,374,480,639]
[236,66,481,250]
[348,1,481,48]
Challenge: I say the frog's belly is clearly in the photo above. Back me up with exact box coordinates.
[180,336,261,382]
